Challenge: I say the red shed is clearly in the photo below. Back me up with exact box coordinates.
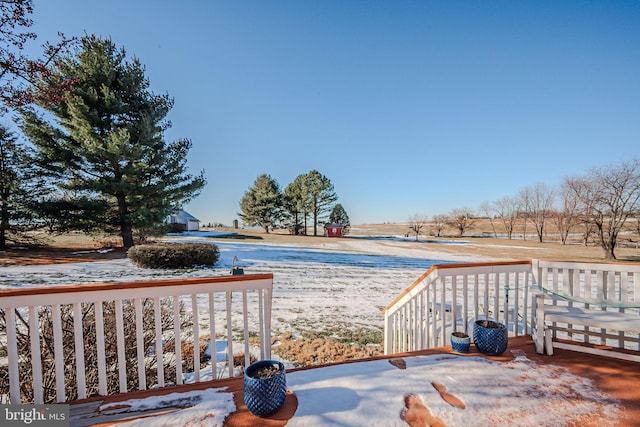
[323,224,344,237]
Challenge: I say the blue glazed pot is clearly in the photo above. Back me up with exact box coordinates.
[451,332,471,353]
[244,360,287,417]
[473,320,508,356]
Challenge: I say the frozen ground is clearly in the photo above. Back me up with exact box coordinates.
[0,233,493,339]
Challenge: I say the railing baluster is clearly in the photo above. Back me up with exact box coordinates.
[462,275,469,335]
[7,308,20,403]
[135,298,146,390]
[473,274,479,323]
[226,291,234,376]
[423,287,429,347]
[154,297,164,387]
[191,294,200,382]
[493,273,499,323]
[94,301,107,396]
[115,299,127,393]
[418,294,423,348]
[451,275,458,340]
[258,289,265,359]
[265,287,273,359]
[208,293,216,379]
[173,295,182,385]
[410,296,416,350]
[72,303,86,399]
[29,306,43,404]
[52,304,66,402]
[242,290,250,369]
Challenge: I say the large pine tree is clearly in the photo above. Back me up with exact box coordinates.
[306,170,338,236]
[238,173,282,233]
[19,35,205,248]
[282,174,311,235]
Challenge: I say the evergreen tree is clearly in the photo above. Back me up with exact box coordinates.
[328,203,350,235]
[306,170,338,236]
[238,173,282,233]
[18,35,205,248]
[282,174,310,235]
[0,124,43,248]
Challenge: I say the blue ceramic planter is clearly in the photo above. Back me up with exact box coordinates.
[473,320,508,356]
[450,332,471,353]
[243,360,286,416]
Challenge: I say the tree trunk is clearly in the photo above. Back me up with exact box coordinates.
[313,209,318,236]
[121,223,134,249]
[117,193,134,248]
[489,218,497,238]
[603,246,616,260]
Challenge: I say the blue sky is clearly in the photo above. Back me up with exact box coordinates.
[16,1,640,225]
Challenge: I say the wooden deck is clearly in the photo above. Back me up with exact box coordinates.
[67,336,640,426]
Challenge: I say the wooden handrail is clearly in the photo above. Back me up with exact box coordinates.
[0,273,274,298]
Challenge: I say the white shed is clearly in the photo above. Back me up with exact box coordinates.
[168,210,200,232]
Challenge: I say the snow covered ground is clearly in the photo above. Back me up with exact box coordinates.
[0,233,493,339]
[92,353,621,427]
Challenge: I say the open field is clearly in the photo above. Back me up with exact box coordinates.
[2,219,640,266]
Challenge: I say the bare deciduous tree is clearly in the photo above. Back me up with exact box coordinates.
[552,181,582,244]
[566,159,640,259]
[519,183,555,243]
[448,208,475,237]
[408,214,428,241]
[494,196,520,240]
[479,201,497,237]
[0,0,75,109]
[431,214,448,237]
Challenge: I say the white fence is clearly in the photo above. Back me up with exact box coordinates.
[383,260,640,355]
[0,274,273,404]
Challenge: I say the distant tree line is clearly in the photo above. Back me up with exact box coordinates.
[0,3,204,249]
[408,158,640,260]
[239,170,351,236]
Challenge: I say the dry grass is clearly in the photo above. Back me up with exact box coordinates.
[3,220,640,266]
[213,220,640,263]
[271,332,382,367]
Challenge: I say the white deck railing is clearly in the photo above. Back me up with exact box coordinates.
[0,274,273,404]
[383,261,534,354]
[533,260,640,349]
[383,260,640,355]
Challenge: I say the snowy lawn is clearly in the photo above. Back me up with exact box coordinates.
[89,353,620,427]
[0,234,491,341]
[285,353,620,426]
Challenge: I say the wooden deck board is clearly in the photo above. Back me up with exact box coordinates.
[68,336,640,427]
